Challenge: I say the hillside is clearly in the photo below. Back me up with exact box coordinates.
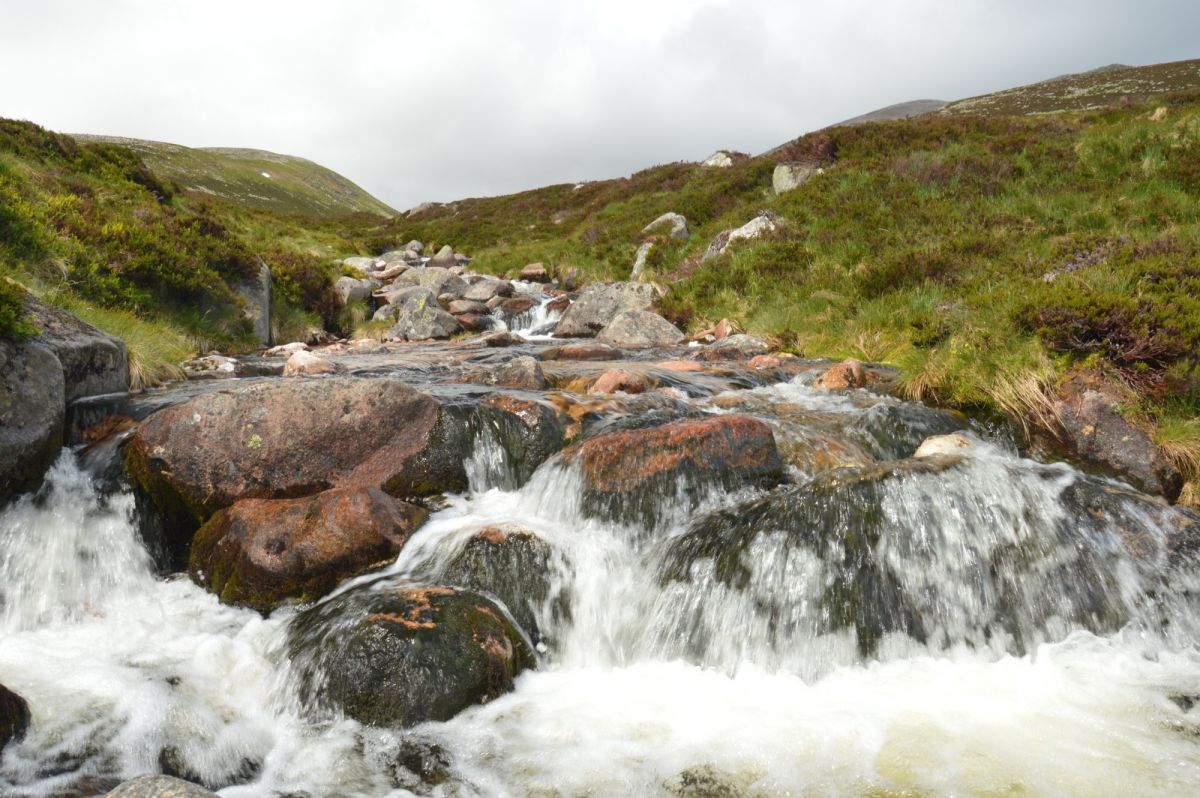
[833,99,948,126]
[941,57,1200,116]
[75,135,395,219]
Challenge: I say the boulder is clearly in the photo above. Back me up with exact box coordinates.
[563,415,784,525]
[814,358,866,390]
[631,241,654,281]
[701,150,736,168]
[693,334,772,362]
[500,295,538,317]
[642,212,688,240]
[463,279,514,302]
[287,584,536,727]
[235,259,272,345]
[914,433,974,459]
[405,240,425,255]
[448,299,489,316]
[282,350,336,376]
[22,292,129,400]
[395,267,467,298]
[701,214,778,262]
[540,342,621,361]
[590,369,652,395]
[455,313,495,333]
[1053,376,1183,500]
[374,262,409,281]
[596,310,685,348]
[384,292,462,341]
[125,377,443,525]
[335,276,375,306]
[426,245,458,268]
[189,486,428,613]
[0,683,30,751]
[378,249,410,264]
[438,526,564,646]
[342,256,380,274]
[554,282,656,338]
[772,162,822,195]
[264,341,308,357]
[519,262,550,282]
[0,339,65,501]
[459,355,546,390]
[373,286,439,321]
[104,776,220,797]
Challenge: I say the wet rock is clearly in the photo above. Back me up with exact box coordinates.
[482,331,525,347]
[388,736,453,790]
[701,214,777,262]
[438,525,565,645]
[104,775,220,797]
[282,350,336,376]
[664,764,752,798]
[773,162,822,195]
[459,355,547,390]
[373,286,439,321]
[1053,375,1182,501]
[287,584,536,727]
[590,368,652,395]
[855,401,966,461]
[467,395,570,487]
[814,358,865,390]
[546,294,571,313]
[554,282,656,338]
[642,212,689,240]
[0,683,30,751]
[426,245,458,269]
[455,312,494,332]
[500,295,538,317]
[596,310,685,348]
[656,360,706,372]
[463,279,514,302]
[384,292,462,341]
[0,339,65,501]
[157,745,262,792]
[448,299,489,316]
[395,266,467,298]
[564,415,784,526]
[189,486,427,613]
[519,262,550,282]
[182,353,240,380]
[539,342,621,361]
[265,341,308,357]
[125,377,443,524]
[748,354,782,369]
[693,334,772,362]
[335,276,374,306]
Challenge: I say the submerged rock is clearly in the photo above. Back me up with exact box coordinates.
[459,355,547,390]
[103,775,219,797]
[564,415,784,526]
[590,368,653,395]
[554,282,656,338]
[596,310,685,348]
[0,683,30,751]
[288,584,536,727]
[189,486,428,613]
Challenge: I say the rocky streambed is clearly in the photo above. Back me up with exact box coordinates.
[2,270,1200,796]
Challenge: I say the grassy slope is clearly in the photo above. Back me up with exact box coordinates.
[364,64,1200,495]
[0,120,373,382]
[75,136,396,219]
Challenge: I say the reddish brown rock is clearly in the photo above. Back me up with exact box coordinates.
[455,312,495,332]
[541,342,621,361]
[546,294,571,313]
[814,358,866,390]
[656,360,706,372]
[500,295,539,316]
[189,486,428,613]
[590,369,652,395]
[519,262,550,282]
[448,299,489,315]
[563,415,784,524]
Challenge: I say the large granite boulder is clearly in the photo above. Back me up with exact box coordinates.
[287,584,536,727]
[773,162,822,195]
[383,292,462,341]
[563,415,784,525]
[463,279,514,302]
[554,282,656,338]
[335,276,375,306]
[395,266,467,298]
[596,310,685,348]
[23,292,129,400]
[190,486,428,613]
[0,339,64,501]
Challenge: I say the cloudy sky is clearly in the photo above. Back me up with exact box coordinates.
[1,1,1196,209]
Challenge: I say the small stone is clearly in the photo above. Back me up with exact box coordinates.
[283,350,336,376]
[814,358,866,390]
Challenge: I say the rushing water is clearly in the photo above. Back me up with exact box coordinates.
[493,282,564,339]
[2,376,1200,797]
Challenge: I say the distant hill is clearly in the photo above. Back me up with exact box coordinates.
[940,58,1200,116]
[74,135,395,219]
[832,99,948,127]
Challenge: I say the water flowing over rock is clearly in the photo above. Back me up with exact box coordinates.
[459,355,547,390]
[287,584,536,727]
[590,368,652,395]
[189,486,428,613]
[564,415,784,525]
[104,775,220,797]
[596,310,685,348]
[0,684,30,751]
[554,282,656,338]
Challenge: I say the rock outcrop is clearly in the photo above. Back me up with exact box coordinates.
[642,212,689,240]
[288,584,536,727]
[701,214,778,262]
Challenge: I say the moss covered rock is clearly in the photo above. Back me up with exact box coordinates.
[189,486,428,613]
[288,584,536,727]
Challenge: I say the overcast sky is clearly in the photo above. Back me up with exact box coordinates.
[1,1,1197,209]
